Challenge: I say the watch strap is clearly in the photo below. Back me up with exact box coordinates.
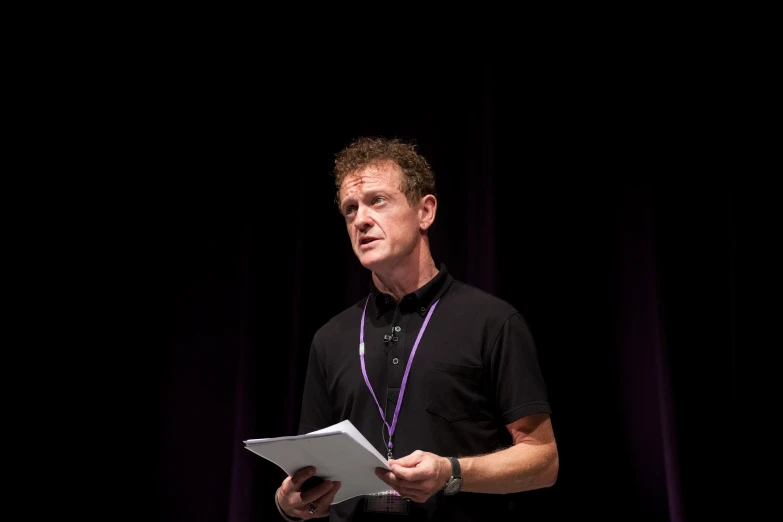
[448,457,461,480]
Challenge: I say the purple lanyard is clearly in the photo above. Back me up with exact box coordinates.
[359,293,440,459]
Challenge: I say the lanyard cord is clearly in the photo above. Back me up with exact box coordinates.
[359,293,440,457]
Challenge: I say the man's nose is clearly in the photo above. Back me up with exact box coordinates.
[354,205,373,230]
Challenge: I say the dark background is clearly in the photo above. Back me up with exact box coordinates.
[94,58,761,521]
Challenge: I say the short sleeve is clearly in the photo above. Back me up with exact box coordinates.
[489,312,552,425]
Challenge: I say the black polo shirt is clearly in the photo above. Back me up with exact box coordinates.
[298,264,552,521]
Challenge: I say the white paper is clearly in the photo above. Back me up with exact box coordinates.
[244,419,392,504]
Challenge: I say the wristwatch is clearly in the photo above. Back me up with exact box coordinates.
[442,457,462,495]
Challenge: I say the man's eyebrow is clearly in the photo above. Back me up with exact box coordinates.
[339,190,386,209]
[338,195,356,211]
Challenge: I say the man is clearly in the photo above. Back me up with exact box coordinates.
[275,137,558,521]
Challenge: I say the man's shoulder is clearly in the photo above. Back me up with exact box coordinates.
[448,279,520,318]
[311,296,366,344]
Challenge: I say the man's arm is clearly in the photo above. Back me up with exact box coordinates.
[459,412,558,493]
[375,412,558,502]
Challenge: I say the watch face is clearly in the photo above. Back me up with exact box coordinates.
[444,478,462,495]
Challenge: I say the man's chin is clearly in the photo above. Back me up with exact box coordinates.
[357,252,388,272]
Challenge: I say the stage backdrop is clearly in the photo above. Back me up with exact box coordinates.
[146,62,742,521]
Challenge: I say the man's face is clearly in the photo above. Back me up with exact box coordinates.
[338,162,422,271]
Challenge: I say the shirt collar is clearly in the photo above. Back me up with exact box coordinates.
[371,263,453,318]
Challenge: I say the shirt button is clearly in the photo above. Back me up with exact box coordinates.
[420,307,426,312]
[392,358,399,364]
[394,326,401,332]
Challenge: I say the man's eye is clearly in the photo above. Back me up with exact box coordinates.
[345,206,356,215]
[373,197,385,205]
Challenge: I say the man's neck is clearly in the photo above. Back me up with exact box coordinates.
[372,257,439,303]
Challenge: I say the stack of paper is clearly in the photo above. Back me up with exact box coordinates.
[244,420,392,504]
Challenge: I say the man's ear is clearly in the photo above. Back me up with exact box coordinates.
[419,195,437,231]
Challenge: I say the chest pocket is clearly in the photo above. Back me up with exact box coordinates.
[424,361,485,422]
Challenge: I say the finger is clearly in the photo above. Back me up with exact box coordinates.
[375,468,410,485]
[393,485,429,503]
[393,480,430,493]
[389,463,427,481]
[375,469,428,493]
[375,468,397,488]
[379,469,430,491]
[391,459,443,484]
[301,480,338,504]
[287,506,316,519]
[388,451,423,467]
[321,481,342,505]
[301,483,340,520]
[375,469,424,495]
[289,467,317,491]
[396,486,430,499]
[406,492,432,504]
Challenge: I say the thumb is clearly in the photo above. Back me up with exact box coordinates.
[390,452,422,468]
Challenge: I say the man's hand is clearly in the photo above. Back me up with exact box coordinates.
[277,466,342,519]
[374,450,451,503]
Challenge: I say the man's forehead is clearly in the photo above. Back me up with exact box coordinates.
[340,163,401,197]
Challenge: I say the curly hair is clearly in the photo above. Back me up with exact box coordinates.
[332,136,437,208]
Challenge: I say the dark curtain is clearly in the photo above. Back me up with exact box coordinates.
[145,62,742,521]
